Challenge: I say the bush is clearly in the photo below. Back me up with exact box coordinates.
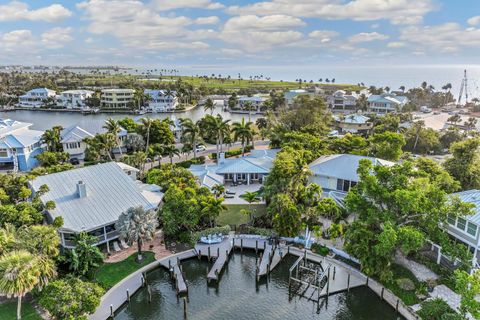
[176,156,206,168]
[239,226,275,237]
[311,243,330,256]
[417,298,459,320]
[210,145,254,159]
[192,226,231,242]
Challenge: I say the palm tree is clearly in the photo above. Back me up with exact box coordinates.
[243,101,254,121]
[212,184,225,198]
[103,118,123,156]
[140,117,153,153]
[232,118,254,156]
[180,119,202,159]
[41,126,63,152]
[163,144,180,164]
[0,250,43,320]
[200,197,226,227]
[205,115,230,160]
[256,118,268,140]
[242,191,260,222]
[116,206,158,262]
[203,98,215,115]
[122,151,147,178]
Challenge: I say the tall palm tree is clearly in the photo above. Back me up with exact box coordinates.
[180,119,202,159]
[212,184,225,198]
[140,117,153,153]
[41,126,63,152]
[103,118,123,156]
[0,250,43,320]
[116,206,158,262]
[205,115,230,161]
[200,197,226,227]
[162,144,180,164]
[203,98,215,115]
[232,118,254,156]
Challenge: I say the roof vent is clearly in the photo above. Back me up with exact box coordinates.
[76,181,87,198]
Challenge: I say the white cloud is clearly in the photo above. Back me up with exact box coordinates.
[227,0,434,25]
[220,15,305,52]
[349,32,389,43]
[468,16,480,26]
[152,0,224,11]
[195,16,220,25]
[41,27,74,48]
[308,30,339,43]
[0,2,72,22]
[399,23,480,53]
[0,29,35,52]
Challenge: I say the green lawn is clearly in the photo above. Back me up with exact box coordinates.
[0,300,42,320]
[95,251,156,289]
[217,204,267,226]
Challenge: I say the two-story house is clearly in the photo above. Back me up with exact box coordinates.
[367,93,409,114]
[144,89,178,112]
[0,119,45,172]
[327,90,358,113]
[101,89,135,109]
[56,90,94,109]
[18,88,56,108]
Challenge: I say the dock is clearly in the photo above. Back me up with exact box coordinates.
[158,250,195,295]
[195,238,233,282]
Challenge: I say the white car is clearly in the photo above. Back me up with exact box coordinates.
[195,145,206,152]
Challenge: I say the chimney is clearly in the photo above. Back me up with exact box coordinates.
[219,152,226,164]
[76,181,87,198]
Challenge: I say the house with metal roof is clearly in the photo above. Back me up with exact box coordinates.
[309,154,394,193]
[61,120,127,160]
[446,190,480,265]
[334,114,373,134]
[367,93,409,114]
[29,162,163,249]
[18,88,57,108]
[0,119,44,172]
[144,89,178,112]
[189,149,280,189]
[56,90,94,109]
[327,90,358,113]
[228,95,268,112]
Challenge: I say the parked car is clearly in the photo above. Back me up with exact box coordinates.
[195,144,206,152]
[69,158,80,165]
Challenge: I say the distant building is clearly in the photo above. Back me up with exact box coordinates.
[229,95,268,112]
[61,121,127,161]
[0,119,44,172]
[101,89,135,109]
[144,89,178,112]
[446,190,480,267]
[367,93,409,114]
[18,88,56,108]
[327,90,358,113]
[29,162,163,249]
[189,149,280,189]
[284,89,313,106]
[334,114,373,134]
[56,90,94,109]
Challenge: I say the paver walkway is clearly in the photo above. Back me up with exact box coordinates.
[395,253,439,281]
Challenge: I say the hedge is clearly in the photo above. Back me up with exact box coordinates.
[192,226,231,242]
[176,156,206,168]
[210,145,254,159]
[239,226,275,237]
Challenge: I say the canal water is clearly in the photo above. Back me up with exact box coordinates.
[115,252,404,320]
[0,105,260,131]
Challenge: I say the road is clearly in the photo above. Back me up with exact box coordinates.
[143,139,270,171]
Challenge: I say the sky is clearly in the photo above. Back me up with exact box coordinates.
[1,0,480,72]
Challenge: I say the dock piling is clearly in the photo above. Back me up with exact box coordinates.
[241,238,243,252]
[347,273,351,292]
[381,287,384,300]
[126,289,130,302]
[183,297,188,319]
[110,305,114,318]
[333,266,336,280]
[208,246,211,261]
[255,240,258,254]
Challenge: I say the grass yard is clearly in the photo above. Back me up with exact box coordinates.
[217,204,267,226]
[95,251,156,289]
[0,300,42,320]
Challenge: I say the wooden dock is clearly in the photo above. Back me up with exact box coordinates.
[195,238,233,282]
[158,250,195,295]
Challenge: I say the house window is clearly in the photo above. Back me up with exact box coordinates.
[336,179,355,192]
[447,215,456,225]
[457,218,467,231]
[251,173,259,180]
[467,222,477,237]
[0,149,8,157]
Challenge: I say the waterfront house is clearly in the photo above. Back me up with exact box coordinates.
[189,149,280,189]
[309,154,394,193]
[18,88,56,108]
[61,120,127,161]
[367,93,409,114]
[0,119,44,172]
[29,162,163,250]
[334,114,373,134]
[327,90,358,113]
[227,95,268,112]
[446,190,480,267]
[101,89,135,109]
[56,90,94,109]
[144,89,178,112]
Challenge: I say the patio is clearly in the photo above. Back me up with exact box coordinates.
[223,183,265,204]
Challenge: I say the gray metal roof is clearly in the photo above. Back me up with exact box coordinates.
[309,154,394,182]
[30,162,157,233]
[450,190,480,225]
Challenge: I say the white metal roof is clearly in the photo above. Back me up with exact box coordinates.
[450,190,480,225]
[30,162,159,232]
